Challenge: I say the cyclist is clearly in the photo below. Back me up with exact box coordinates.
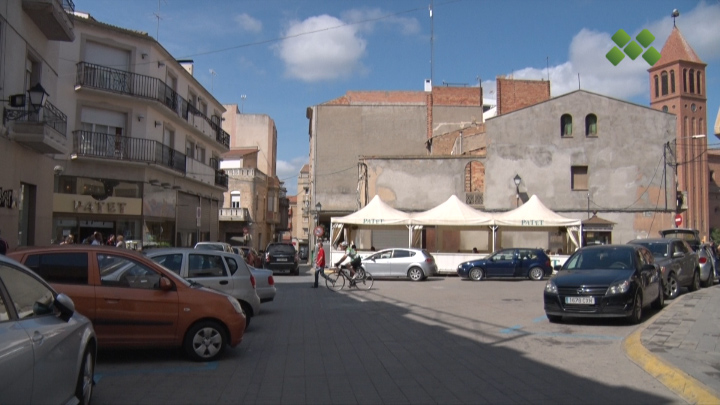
[334,241,362,280]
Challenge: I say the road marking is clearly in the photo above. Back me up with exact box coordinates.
[95,361,218,383]
[500,324,622,340]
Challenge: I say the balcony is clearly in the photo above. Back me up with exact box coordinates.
[215,170,228,188]
[465,191,484,207]
[75,62,230,149]
[219,207,250,222]
[23,0,74,41]
[71,130,186,173]
[4,100,68,154]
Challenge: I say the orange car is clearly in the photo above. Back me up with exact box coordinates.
[9,245,246,361]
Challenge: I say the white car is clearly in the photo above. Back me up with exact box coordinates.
[248,265,276,303]
[194,241,234,253]
[146,248,261,327]
[0,255,96,404]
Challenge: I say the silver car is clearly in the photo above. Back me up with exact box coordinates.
[361,248,438,281]
[660,229,715,287]
[146,248,261,327]
[0,255,96,405]
[248,266,276,303]
[195,241,234,253]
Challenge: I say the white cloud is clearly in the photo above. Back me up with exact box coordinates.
[235,13,262,33]
[493,2,720,102]
[276,9,420,82]
[276,15,367,82]
[277,156,309,196]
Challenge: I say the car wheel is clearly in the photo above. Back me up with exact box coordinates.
[665,273,679,299]
[469,267,484,281]
[408,267,424,281]
[528,267,544,281]
[75,346,95,405]
[184,320,227,362]
[689,269,701,292]
[628,293,643,325]
[652,285,664,310]
[239,301,252,328]
[547,314,562,323]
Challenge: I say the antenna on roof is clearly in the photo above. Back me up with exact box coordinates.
[546,56,550,81]
[578,73,581,90]
[672,9,680,27]
[153,0,167,41]
[429,0,434,87]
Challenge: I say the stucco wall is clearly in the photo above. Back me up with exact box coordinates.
[314,104,429,212]
[361,157,484,212]
[484,90,677,243]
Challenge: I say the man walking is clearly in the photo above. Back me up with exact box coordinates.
[312,241,328,288]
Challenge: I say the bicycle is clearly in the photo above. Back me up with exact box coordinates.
[325,264,373,291]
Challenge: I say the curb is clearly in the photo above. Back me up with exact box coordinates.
[623,297,720,404]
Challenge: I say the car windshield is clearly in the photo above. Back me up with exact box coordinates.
[269,245,295,254]
[633,242,668,258]
[196,244,224,251]
[563,248,634,270]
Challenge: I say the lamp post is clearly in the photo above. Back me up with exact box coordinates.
[513,174,522,207]
[3,83,49,124]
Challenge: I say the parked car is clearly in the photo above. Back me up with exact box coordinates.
[145,248,261,327]
[457,248,552,281]
[628,238,700,299]
[0,255,97,405]
[659,228,715,287]
[264,242,299,275]
[238,246,262,268]
[360,248,437,281]
[195,241,234,253]
[9,246,246,362]
[248,266,276,303]
[544,244,664,324]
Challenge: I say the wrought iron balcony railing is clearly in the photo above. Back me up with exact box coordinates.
[215,170,228,188]
[3,99,67,136]
[72,130,186,173]
[75,62,230,148]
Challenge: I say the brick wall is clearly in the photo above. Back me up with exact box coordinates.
[430,123,485,155]
[496,77,550,115]
[432,86,482,106]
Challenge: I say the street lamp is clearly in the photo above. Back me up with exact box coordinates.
[3,83,49,124]
[513,174,522,207]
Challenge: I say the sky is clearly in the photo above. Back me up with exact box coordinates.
[74,0,720,196]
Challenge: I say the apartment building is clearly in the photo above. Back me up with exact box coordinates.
[52,12,229,247]
[0,0,75,249]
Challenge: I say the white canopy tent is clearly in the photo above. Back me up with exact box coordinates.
[410,194,494,226]
[330,195,412,247]
[493,195,583,250]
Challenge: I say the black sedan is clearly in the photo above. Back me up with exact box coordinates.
[544,244,664,324]
[628,238,700,299]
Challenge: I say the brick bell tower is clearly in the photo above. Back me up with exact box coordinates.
[649,24,708,236]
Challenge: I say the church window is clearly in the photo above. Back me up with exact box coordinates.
[585,114,597,136]
[561,114,573,137]
[689,69,695,93]
[661,71,668,95]
[670,70,675,93]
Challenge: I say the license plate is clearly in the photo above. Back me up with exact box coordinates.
[276,258,287,262]
[565,296,595,305]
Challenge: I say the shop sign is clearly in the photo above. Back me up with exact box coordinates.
[521,220,544,226]
[0,188,13,209]
[74,200,127,214]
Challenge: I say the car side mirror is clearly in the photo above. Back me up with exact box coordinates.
[553,265,562,271]
[672,252,684,258]
[55,293,76,322]
[159,277,173,291]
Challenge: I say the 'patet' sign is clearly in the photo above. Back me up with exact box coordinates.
[74,200,127,214]
[521,220,544,226]
[363,219,385,224]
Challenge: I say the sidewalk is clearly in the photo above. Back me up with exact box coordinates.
[626,285,720,404]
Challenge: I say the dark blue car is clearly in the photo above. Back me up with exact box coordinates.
[456,248,552,281]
